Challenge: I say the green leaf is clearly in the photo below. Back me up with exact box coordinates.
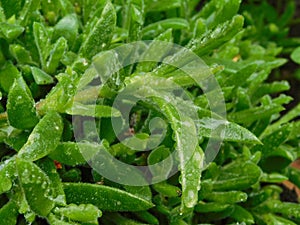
[80,1,116,59]
[31,67,54,85]
[16,158,55,217]
[291,46,300,64]
[65,102,121,118]
[52,14,78,48]
[49,142,100,166]
[152,182,181,198]
[195,201,231,213]
[0,0,22,18]
[230,205,254,224]
[123,185,152,203]
[148,146,173,182]
[144,0,180,12]
[45,37,68,75]
[221,64,257,87]
[154,15,244,76]
[252,124,291,158]
[198,0,241,29]
[18,111,63,161]
[36,158,66,205]
[7,77,39,129]
[196,118,261,144]
[54,204,102,224]
[264,103,300,136]
[259,214,297,225]
[133,211,159,225]
[0,22,24,41]
[38,72,79,113]
[18,0,41,26]
[127,0,144,42]
[142,18,189,39]
[228,104,284,125]
[136,29,174,73]
[48,213,79,225]
[190,15,244,56]
[9,44,33,65]
[33,22,51,69]
[0,5,5,22]
[63,182,154,211]
[0,158,15,194]
[287,167,300,189]
[0,201,19,224]
[202,191,248,204]
[260,173,288,183]
[0,61,21,93]
[212,161,262,191]
[150,97,203,211]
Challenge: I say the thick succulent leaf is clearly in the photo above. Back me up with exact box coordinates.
[252,124,291,158]
[0,201,19,224]
[212,160,262,191]
[52,14,78,48]
[63,182,154,211]
[18,111,63,161]
[33,22,50,69]
[0,62,21,93]
[31,66,54,85]
[197,0,242,29]
[259,214,297,225]
[54,204,102,224]
[36,158,66,205]
[202,191,248,204]
[0,158,15,194]
[49,142,100,166]
[144,0,180,12]
[135,29,173,73]
[0,22,24,41]
[196,117,261,144]
[195,202,231,213]
[45,37,68,74]
[16,158,55,217]
[38,72,79,113]
[48,214,79,225]
[142,18,189,38]
[18,0,41,26]
[80,1,116,59]
[228,104,284,125]
[65,102,121,118]
[154,15,244,76]
[263,103,300,136]
[150,96,203,212]
[7,77,39,129]
[230,205,254,224]
[291,46,300,64]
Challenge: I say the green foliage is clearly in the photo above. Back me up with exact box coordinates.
[0,0,299,224]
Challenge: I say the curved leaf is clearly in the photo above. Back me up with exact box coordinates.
[80,1,116,59]
[7,77,39,129]
[197,117,261,144]
[16,158,55,217]
[0,201,19,224]
[63,182,154,211]
[18,111,63,161]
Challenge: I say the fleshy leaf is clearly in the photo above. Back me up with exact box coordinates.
[196,117,261,144]
[16,158,55,217]
[64,182,154,211]
[18,111,63,161]
[7,77,39,129]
